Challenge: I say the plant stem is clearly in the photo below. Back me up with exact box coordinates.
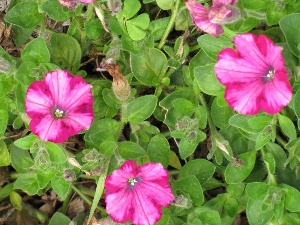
[60,188,73,214]
[71,185,106,213]
[157,0,181,49]
[198,93,217,137]
[35,209,48,223]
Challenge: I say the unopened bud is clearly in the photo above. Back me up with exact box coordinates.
[63,169,75,182]
[172,195,192,209]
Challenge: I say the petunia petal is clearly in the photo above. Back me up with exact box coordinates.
[29,116,69,143]
[105,189,133,223]
[215,48,264,85]
[259,71,292,114]
[131,188,162,225]
[224,80,263,115]
[44,70,72,108]
[63,76,93,110]
[25,81,53,117]
[233,34,271,69]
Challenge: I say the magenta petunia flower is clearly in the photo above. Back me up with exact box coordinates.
[58,0,95,10]
[105,160,175,225]
[25,70,94,143]
[185,0,240,37]
[215,33,292,115]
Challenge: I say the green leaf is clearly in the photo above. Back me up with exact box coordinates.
[279,13,300,57]
[265,142,287,170]
[51,176,70,200]
[0,184,13,200]
[123,95,158,123]
[255,125,274,150]
[84,19,104,40]
[242,0,268,9]
[172,98,194,115]
[14,134,39,150]
[278,114,297,139]
[14,173,40,195]
[194,65,225,96]
[225,150,257,184]
[178,159,216,185]
[49,33,82,72]
[281,184,300,212]
[85,119,122,148]
[156,0,174,10]
[49,212,71,225]
[37,170,54,189]
[120,0,141,19]
[130,48,168,85]
[4,2,43,29]
[126,20,148,40]
[10,145,34,173]
[245,182,274,225]
[179,130,206,159]
[12,25,34,46]
[266,4,287,26]
[40,0,72,21]
[188,207,221,225]
[86,173,106,224]
[0,140,10,166]
[99,141,117,158]
[197,35,234,60]
[118,141,147,159]
[0,99,8,138]
[294,88,300,118]
[211,95,235,130]
[229,114,271,134]
[102,88,120,109]
[149,17,170,41]
[147,134,170,167]
[128,13,150,30]
[169,150,182,169]
[174,176,204,206]
[44,142,67,164]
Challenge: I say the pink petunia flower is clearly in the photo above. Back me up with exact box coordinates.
[58,0,96,10]
[105,160,174,225]
[25,70,94,143]
[215,33,292,115]
[185,0,240,37]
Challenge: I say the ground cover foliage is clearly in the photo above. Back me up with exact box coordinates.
[1,0,300,224]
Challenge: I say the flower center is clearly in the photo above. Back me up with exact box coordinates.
[208,5,232,24]
[128,178,138,186]
[51,107,66,119]
[262,68,275,83]
[127,176,141,189]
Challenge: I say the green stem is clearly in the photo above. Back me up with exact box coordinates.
[60,188,73,214]
[276,135,287,147]
[35,209,48,223]
[157,0,181,49]
[71,185,106,213]
[198,93,217,136]
[77,185,96,197]
[168,170,180,175]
